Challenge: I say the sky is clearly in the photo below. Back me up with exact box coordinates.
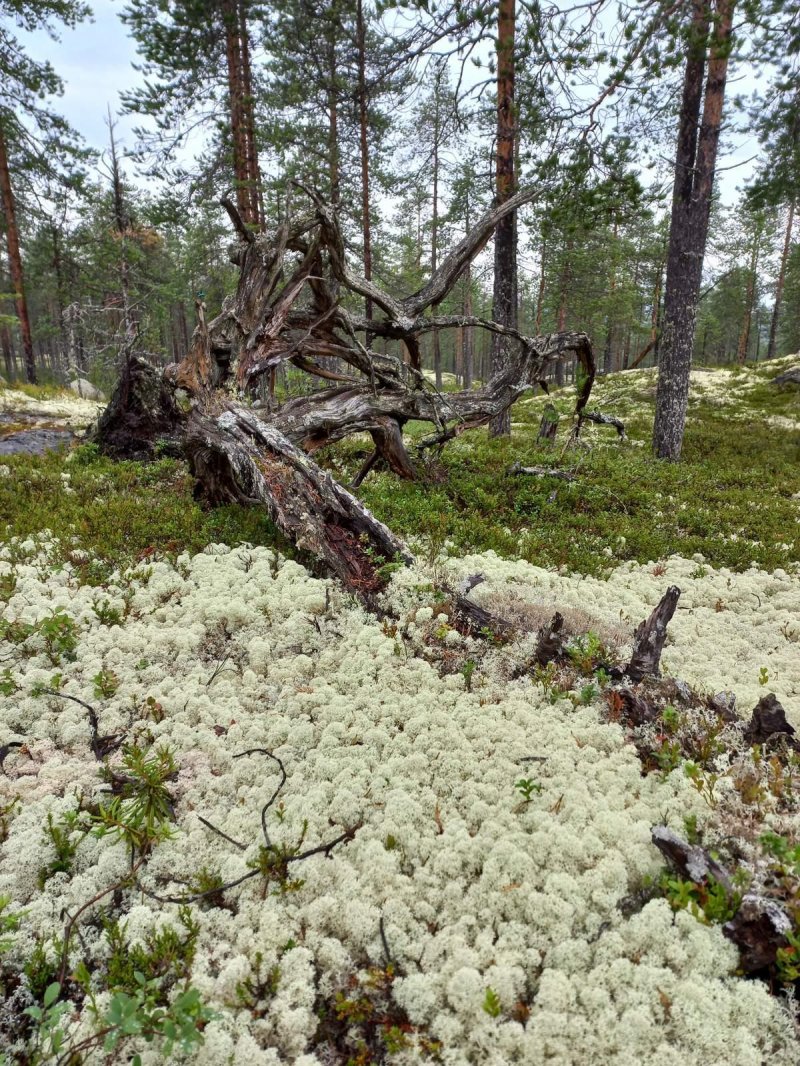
[20,0,143,155]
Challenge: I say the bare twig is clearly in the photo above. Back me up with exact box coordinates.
[39,690,124,760]
[233,747,287,849]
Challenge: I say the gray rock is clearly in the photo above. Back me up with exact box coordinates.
[68,377,106,402]
[772,366,800,387]
[0,428,73,455]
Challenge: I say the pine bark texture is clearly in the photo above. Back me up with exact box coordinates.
[0,120,36,384]
[653,0,735,460]
[736,220,762,365]
[431,95,442,389]
[356,0,374,337]
[766,199,795,361]
[223,0,262,229]
[489,0,517,437]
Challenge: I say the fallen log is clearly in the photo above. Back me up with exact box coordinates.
[509,462,575,481]
[185,404,412,594]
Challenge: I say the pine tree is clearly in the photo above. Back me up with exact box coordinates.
[652,0,736,460]
[122,0,264,225]
[0,0,90,382]
[746,12,800,363]
[488,0,517,437]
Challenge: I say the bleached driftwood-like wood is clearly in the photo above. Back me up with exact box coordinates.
[96,186,601,593]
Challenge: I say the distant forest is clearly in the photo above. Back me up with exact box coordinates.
[1,1,798,402]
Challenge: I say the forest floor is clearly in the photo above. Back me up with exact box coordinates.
[0,357,799,1065]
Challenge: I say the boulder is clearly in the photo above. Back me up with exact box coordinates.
[68,377,107,402]
[771,366,800,387]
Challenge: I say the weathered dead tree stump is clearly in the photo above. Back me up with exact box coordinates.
[537,403,560,442]
[626,586,681,681]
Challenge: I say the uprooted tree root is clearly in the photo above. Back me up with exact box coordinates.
[93,183,602,598]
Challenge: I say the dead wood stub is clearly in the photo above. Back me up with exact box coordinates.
[537,403,560,442]
[534,612,565,665]
[626,586,681,682]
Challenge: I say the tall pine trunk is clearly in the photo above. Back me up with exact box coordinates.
[107,114,137,355]
[0,324,13,381]
[431,88,442,389]
[489,0,516,437]
[327,36,340,207]
[603,221,618,373]
[223,0,261,228]
[237,0,262,228]
[766,199,795,361]
[554,251,570,386]
[463,265,474,389]
[535,235,546,332]
[356,0,374,347]
[0,119,36,384]
[653,0,735,459]
[736,232,760,364]
[0,265,14,379]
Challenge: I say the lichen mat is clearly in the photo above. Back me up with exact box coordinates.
[1,536,797,1063]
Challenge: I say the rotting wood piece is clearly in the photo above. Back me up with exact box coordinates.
[449,592,516,642]
[652,827,794,976]
[651,825,734,891]
[509,462,575,481]
[185,405,412,594]
[723,896,794,974]
[742,693,799,750]
[613,686,661,727]
[625,586,681,682]
[534,612,565,665]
